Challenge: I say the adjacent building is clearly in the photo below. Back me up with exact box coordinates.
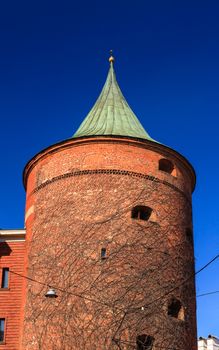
[198,336,219,350]
[0,229,25,349]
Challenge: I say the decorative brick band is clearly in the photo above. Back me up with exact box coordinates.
[28,169,190,202]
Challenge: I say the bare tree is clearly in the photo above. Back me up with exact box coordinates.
[22,172,196,350]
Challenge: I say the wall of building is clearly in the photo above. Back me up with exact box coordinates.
[198,336,219,350]
[21,137,197,350]
[0,230,26,350]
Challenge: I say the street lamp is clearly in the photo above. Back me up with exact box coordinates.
[45,287,58,298]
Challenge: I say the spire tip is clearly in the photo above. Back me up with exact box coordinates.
[109,50,115,64]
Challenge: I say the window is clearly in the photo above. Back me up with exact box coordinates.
[101,248,107,260]
[0,242,12,257]
[131,206,152,221]
[186,228,193,245]
[136,334,154,350]
[1,268,9,289]
[168,298,185,320]
[159,158,174,175]
[0,319,5,342]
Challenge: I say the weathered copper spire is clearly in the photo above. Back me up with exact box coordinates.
[73,54,155,141]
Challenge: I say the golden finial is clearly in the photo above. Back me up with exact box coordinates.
[109,49,115,64]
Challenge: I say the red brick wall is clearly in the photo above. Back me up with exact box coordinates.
[0,240,26,350]
[24,137,195,197]
[22,136,197,350]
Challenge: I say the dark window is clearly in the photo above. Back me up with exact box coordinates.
[101,248,107,259]
[0,242,12,257]
[168,298,185,320]
[159,159,174,174]
[186,228,193,245]
[131,206,152,221]
[1,268,9,288]
[136,334,154,350]
[0,319,5,342]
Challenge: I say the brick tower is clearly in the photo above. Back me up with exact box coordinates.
[22,55,197,350]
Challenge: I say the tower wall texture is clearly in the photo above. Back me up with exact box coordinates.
[22,136,197,350]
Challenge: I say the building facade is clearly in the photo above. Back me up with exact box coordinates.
[0,229,26,349]
[1,56,197,349]
[198,336,219,350]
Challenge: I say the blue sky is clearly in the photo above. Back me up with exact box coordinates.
[0,0,218,337]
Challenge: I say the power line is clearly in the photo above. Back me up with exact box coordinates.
[8,256,219,349]
[9,253,219,308]
[197,290,219,297]
[195,255,219,275]
[10,270,118,310]
[138,254,219,310]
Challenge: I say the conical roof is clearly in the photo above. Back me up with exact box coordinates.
[73,56,155,141]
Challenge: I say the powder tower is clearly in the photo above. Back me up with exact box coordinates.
[22,55,197,350]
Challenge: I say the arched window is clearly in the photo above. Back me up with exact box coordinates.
[136,334,154,350]
[168,297,185,320]
[159,158,174,175]
[131,206,152,221]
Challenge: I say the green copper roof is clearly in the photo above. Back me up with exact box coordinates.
[73,57,155,141]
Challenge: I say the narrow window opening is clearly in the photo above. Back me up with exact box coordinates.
[131,206,152,221]
[101,248,107,260]
[159,158,174,174]
[168,298,185,320]
[136,334,154,350]
[1,268,9,289]
[186,228,193,245]
[0,319,5,342]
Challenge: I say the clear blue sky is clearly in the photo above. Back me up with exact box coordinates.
[0,0,218,338]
